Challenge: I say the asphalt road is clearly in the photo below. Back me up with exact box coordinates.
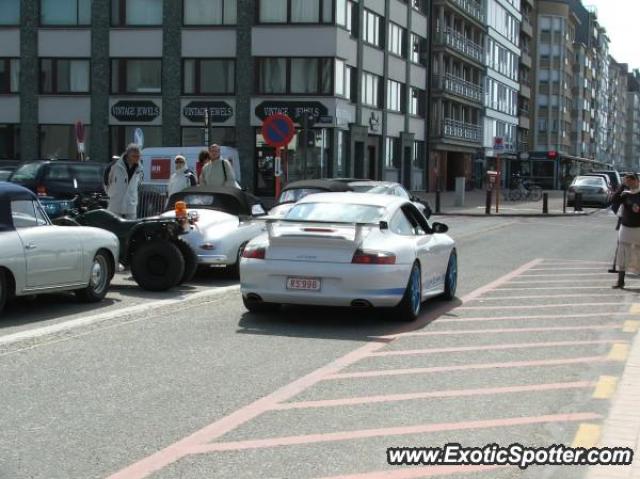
[0,209,632,479]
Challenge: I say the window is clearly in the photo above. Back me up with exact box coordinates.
[11,200,49,228]
[335,59,354,100]
[362,72,381,107]
[41,0,91,25]
[39,124,90,159]
[256,58,333,95]
[410,87,425,117]
[40,59,90,94]
[390,210,415,235]
[112,0,162,26]
[183,0,236,25]
[110,126,161,156]
[363,10,383,47]
[0,0,19,25]
[183,59,235,95]
[386,80,404,112]
[336,0,356,34]
[111,59,162,94]
[412,141,425,168]
[410,33,426,65]
[0,59,19,94]
[384,137,400,168]
[259,0,333,24]
[388,23,405,57]
[0,124,19,160]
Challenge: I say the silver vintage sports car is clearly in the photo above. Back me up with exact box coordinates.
[0,183,120,314]
[161,186,266,276]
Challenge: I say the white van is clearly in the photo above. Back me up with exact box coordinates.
[140,146,241,186]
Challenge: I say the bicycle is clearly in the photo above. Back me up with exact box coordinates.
[506,177,543,202]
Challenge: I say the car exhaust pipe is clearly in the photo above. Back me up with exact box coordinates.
[351,299,373,309]
[246,293,263,303]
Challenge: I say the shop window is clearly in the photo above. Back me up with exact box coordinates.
[0,59,19,94]
[109,126,161,156]
[39,125,90,160]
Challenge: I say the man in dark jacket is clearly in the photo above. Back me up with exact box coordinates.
[610,174,640,288]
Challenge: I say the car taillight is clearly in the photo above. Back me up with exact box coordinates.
[242,245,266,260]
[36,185,47,196]
[352,249,396,265]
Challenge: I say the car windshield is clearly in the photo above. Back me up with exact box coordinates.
[286,202,386,223]
[278,188,325,203]
[10,163,40,182]
[574,177,605,186]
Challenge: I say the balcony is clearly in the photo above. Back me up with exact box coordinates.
[518,141,529,153]
[434,74,483,103]
[520,51,532,68]
[519,115,530,130]
[448,0,484,24]
[520,83,531,99]
[521,17,533,37]
[435,28,484,64]
[442,118,483,143]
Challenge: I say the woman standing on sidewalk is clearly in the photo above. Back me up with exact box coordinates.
[611,173,640,288]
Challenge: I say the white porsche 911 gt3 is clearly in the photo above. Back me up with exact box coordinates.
[240,193,457,321]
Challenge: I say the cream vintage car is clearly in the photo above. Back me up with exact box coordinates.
[0,183,120,315]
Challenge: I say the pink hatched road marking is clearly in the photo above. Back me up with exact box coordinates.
[326,356,610,380]
[105,258,544,479]
[186,413,602,454]
[519,273,613,277]
[507,280,613,284]
[478,293,623,300]
[436,312,631,323]
[529,267,607,271]
[272,381,596,410]
[456,302,626,311]
[316,465,505,479]
[370,339,624,358]
[495,286,610,291]
[387,324,622,338]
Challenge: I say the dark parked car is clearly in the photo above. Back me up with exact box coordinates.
[9,160,107,218]
[0,160,19,182]
[590,170,622,190]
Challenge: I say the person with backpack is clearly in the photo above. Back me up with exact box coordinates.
[199,144,238,188]
[167,155,197,197]
[105,143,143,219]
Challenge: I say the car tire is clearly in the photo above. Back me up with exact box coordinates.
[230,243,247,279]
[175,239,198,285]
[131,241,185,292]
[443,249,458,300]
[393,262,422,322]
[0,269,7,315]
[242,295,280,313]
[75,250,113,303]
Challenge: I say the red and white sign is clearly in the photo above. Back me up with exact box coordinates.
[150,158,171,180]
[493,136,505,151]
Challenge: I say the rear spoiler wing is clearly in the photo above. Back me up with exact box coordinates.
[262,217,389,244]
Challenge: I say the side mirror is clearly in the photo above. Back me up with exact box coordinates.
[432,222,448,234]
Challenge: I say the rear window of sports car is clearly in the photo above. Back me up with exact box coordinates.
[286,203,385,223]
[278,188,324,203]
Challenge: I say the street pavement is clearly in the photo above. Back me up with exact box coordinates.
[1,209,638,479]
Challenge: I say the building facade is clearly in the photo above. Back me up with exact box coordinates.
[0,0,433,195]
[626,70,640,170]
[428,0,485,191]
[608,59,628,169]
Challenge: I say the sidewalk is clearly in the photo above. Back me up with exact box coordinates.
[413,189,599,217]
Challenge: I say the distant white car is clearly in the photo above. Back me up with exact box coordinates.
[241,193,456,321]
[269,179,432,219]
[161,186,266,276]
[0,183,120,314]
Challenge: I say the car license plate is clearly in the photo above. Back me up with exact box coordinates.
[286,277,321,291]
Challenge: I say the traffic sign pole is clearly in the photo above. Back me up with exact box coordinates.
[274,147,282,199]
[496,154,500,214]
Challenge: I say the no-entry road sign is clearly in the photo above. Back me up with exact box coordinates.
[262,113,295,148]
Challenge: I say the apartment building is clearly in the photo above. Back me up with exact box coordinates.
[0,0,432,194]
[428,0,485,190]
[608,59,628,169]
[482,0,521,183]
[517,0,533,158]
[571,42,596,159]
[625,70,640,170]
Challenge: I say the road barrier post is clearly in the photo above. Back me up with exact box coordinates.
[542,193,549,214]
[575,193,583,212]
[485,190,492,215]
[435,190,441,214]
[563,189,567,214]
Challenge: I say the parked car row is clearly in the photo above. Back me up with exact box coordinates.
[567,170,622,208]
[0,179,451,321]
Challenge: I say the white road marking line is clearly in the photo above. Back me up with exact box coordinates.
[0,285,241,347]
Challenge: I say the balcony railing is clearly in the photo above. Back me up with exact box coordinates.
[435,28,484,64]
[434,74,483,103]
[449,0,484,23]
[442,118,483,142]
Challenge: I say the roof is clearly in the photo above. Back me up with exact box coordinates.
[0,182,38,231]
[297,192,407,209]
[167,186,262,216]
[348,181,398,187]
[282,179,353,193]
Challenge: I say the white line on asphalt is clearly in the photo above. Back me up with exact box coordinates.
[0,285,241,348]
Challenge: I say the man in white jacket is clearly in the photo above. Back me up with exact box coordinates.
[106,143,143,219]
